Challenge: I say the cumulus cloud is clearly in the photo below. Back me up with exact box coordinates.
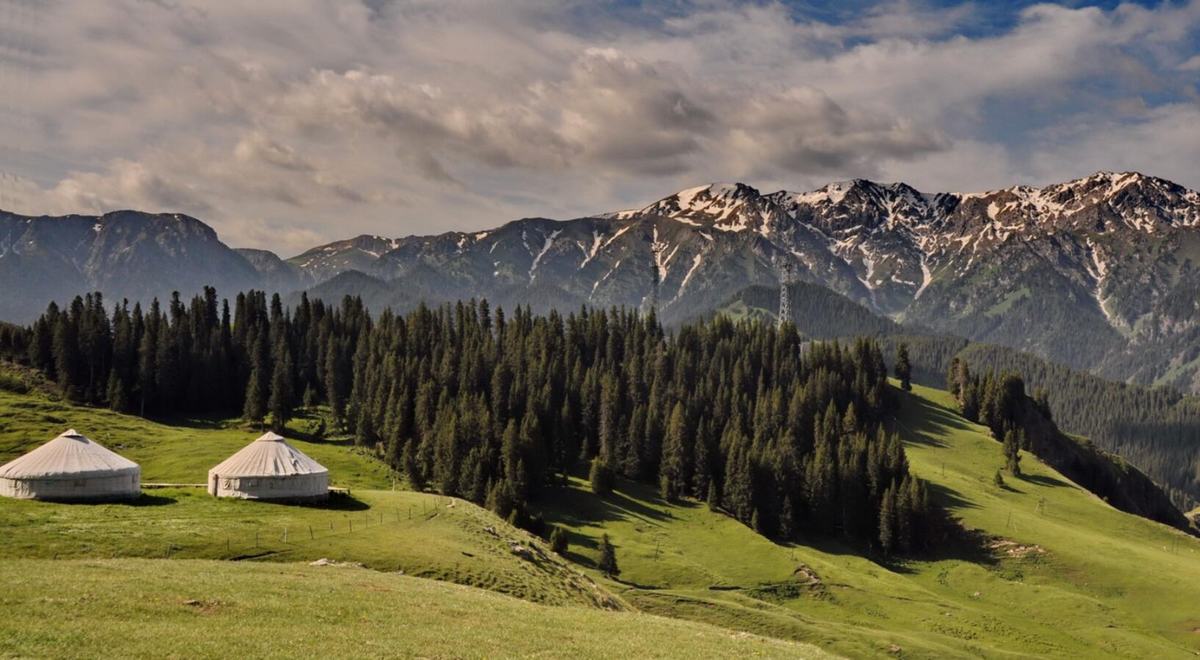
[0,0,1197,250]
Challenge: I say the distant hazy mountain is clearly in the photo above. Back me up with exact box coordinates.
[0,210,263,321]
[4,171,1200,392]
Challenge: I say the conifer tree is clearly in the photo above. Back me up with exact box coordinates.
[549,526,569,555]
[659,402,688,500]
[268,337,294,431]
[589,457,613,496]
[52,309,81,400]
[1003,429,1022,476]
[895,343,912,391]
[243,365,266,426]
[598,534,620,577]
[878,484,897,556]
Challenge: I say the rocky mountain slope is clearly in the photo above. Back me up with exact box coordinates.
[284,172,1200,391]
[0,210,264,321]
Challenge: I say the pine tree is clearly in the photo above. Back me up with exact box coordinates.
[243,365,266,426]
[659,402,688,500]
[549,526,569,555]
[52,310,81,400]
[878,484,897,556]
[268,337,294,431]
[485,479,515,519]
[1003,428,1022,476]
[895,343,912,391]
[598,534,620,577]
[324,334,344,426]
[589,457,613,496]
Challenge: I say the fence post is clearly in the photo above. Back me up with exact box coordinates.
[309,525,314,540]
[283,527,288,543]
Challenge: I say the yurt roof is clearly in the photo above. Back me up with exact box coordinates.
[208,432,328,478]
[0,429,139,480]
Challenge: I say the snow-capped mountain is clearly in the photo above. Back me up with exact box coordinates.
[280,171,1200,391]
[3,171,1200,392]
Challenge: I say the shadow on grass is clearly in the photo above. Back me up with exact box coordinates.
[1020,473,1072,489]
[996,482,1024,494]
[928,481,979,511]
[892,388,978,447]
[128,493,177,507]
[150,415,231,431]
[241,492,370,511]
[35,493,179,507]
[541,478,671,529]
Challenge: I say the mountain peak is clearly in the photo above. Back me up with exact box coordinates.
[638,182,776,233]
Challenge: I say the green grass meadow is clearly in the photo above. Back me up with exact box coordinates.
[0,558,827,660]
[1,381,1198,658]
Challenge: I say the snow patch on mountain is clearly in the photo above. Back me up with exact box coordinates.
[591,259,621,299]
[577,230,605,268]
[528,229,561,283]
[675,252,705,301]
[600,224,633,250]
[651,227,680,282]
[915,258,933,299]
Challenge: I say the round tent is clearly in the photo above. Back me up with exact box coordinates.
[0,429,140,501]
[208,432,329,501]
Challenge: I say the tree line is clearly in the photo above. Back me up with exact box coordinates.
[0,290,942,555]
[945,357,1192,531]
[877,335,1200,512]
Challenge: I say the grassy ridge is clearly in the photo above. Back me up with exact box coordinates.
[535,383,1200,658]
[0,559,828,660]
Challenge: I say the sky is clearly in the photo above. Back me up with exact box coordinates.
[0,0,1198,254]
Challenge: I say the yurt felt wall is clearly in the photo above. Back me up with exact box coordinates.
[208,432,329,501]
[0,430,140,501]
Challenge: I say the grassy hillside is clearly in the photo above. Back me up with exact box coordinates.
[536,383,1200,658]
[3,380,1199,658]
[0,390,392,488]
[0,559,826,659]
[0,389,615,608]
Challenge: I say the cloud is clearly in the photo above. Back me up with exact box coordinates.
[0,0,1198,250]
[51,160,214,216]
[233,132,314,173]
[1179,54,1200,71]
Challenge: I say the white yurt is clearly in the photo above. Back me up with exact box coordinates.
[0,429,141,501]
[208,432,329,501]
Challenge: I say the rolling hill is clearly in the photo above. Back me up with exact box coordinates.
[0,378,1196,657]
[534,383,1200,658]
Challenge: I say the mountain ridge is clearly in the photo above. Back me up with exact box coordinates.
[4,171,1200,393]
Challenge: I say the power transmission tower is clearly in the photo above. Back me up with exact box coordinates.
[644,241,663,317]
[777,261,795,331]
